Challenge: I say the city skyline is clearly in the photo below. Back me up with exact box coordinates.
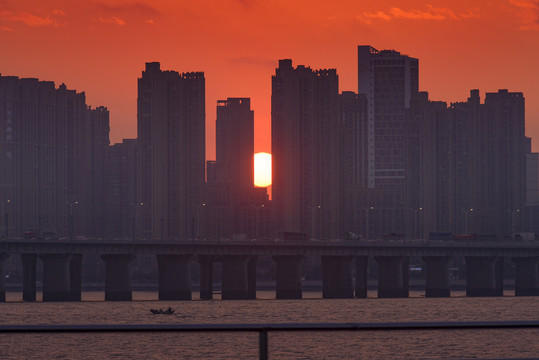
[1,48,535,241]
[1,0,538,158]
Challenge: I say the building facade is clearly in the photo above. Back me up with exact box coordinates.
[338,91,369,237]
[406,89,528,239]
[271,59,340,240]
[103,139,138,239]
[0,75,108,240]
[137,62,205,241]
[357,46,419,238]
[206,98,269,240]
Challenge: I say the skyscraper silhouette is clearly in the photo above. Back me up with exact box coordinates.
[0,75,109,239]
[407,89,528,239]
[272,60,340,239]
[338,91,369,237]
[206,98,268,239]
[137,62,205,241]
[357,46,419,237]
[216,98,254,189]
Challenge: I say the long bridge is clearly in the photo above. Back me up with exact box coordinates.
[1,238,539,302]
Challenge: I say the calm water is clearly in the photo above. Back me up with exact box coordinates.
[1,291,538,359]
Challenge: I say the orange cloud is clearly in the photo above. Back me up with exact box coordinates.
[52,9,66,17]
[390,6,458,20]
[358,5,480,23]
[90,1,160,26]
[91,1,161,18]
[0,9,65,27]
[508,0,539,30]
[97,16,126,26]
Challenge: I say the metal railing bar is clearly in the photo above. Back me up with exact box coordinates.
[1,320,538,333]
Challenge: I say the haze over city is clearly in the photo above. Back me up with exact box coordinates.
[2,1,539,359]
[1,0,539,158]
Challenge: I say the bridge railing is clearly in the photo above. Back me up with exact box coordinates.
[2,320,538,360]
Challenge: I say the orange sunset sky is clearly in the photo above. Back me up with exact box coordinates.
[1,0,538,158]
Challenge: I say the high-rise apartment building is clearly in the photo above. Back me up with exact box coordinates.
[206,98,268,240]
[137,62,205,241]
[357,46,419,238]
[407,89,528,239]
[271,59,340,239]
[478,90,526,236]
[76,105,110,237]
[358,45,419,188]
[103,139,138,239]
[406,92,451,238]
[216,98,254,188]
[338,91,369,236]
[0,75,108,239]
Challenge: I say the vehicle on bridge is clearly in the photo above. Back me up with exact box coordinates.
[514,233,537,242]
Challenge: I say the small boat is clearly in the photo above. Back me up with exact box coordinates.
[150,308,175,315]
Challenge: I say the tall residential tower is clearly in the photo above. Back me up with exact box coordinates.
[137,62,205,241]
[272,59,340,239]
[357,46,419,237]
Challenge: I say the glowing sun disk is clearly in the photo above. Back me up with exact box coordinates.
[254,152,272,187]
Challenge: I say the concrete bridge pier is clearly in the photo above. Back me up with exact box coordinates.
[198,255,213,300]
[41,254,72,302]
[495,257,504,296]
[513,257,539,296]
[321,256,354,299]
[273,255,303,299]
[247,256,258,300]
[102,254,134,301]
[375,256,408,298]
[21,254,37,301]
[70,254,82,301]
[222,255,250,300]
[355,256,369,298]
[157,254,192,300]
[465,256,497,297]
[0,253,8,302]
[402,257,410,298]
[422,256,451,297]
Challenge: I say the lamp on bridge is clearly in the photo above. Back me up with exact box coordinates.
[465,208,474,235]
[192,203,206,241]
[307,205,321,240]
[256,204,264,240]
[67,201,79,242]
[359,206,375,240]
[511,209,521,235]
[2,199,11,240]
[409,207,423,240]
[128,202,145,242]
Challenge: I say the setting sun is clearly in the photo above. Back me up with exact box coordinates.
[254,152,272,187]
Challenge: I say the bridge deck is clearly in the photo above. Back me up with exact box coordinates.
[2,239,539,257]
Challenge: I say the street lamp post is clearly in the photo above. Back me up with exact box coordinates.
[67,201,79,242]
[360,206,374,240]
[2,200,11,240]
[511,209,520,235]
[410,207,423,240]
[308,205,321,240]
[465,208,474,234]
[256,204,264,239]
[192,203,206,241]
[128,202,144,243]
[318,205,322,241]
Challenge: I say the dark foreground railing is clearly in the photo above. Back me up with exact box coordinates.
[1,321,539,360]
